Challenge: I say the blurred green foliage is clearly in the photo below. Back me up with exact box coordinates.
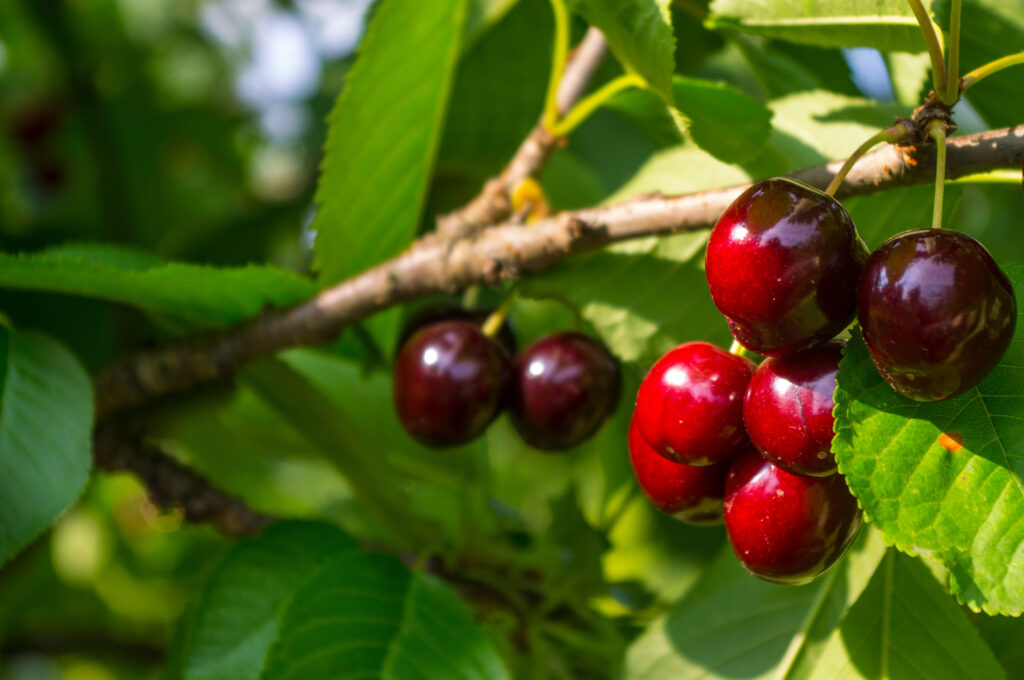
[2,0,1024,678]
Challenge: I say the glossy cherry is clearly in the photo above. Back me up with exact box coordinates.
[394,321,511,447]
[706,177,868,355]
[858,229,1016,402]
[628,417,730,525]
[743,341,843,477]
[511,332,620,451]
[397,304,517,356]
[635,342,755,466]
[724,448,861,585]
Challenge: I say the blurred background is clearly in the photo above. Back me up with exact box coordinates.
[1,1,1021,678]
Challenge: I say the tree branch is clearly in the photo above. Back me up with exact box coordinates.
[93,427,272,537]
[94,126,1024,418]
[435,27,608,239]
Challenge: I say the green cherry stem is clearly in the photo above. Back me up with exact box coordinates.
[542,0,571,131]
[728,338,750,358]
[943,0,962,105]
[549,73,645,137]
[929,121,948,230]
[905,0,948,97]
[962,53,1024,92]
[481,291,516,337]
[824,123,912,197]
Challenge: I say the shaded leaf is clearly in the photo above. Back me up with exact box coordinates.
[810,552,1004,679]
[624,531,885,679]
[0,323,92,566]
[181,522,355,680]
[261,551,510,680]
[0,245,316,332]
[671,74,773,163]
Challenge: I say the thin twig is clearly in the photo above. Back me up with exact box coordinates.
[435,28,608,239]
[93,427,273,537]
[94,126,1024,418]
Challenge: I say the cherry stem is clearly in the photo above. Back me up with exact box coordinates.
[549,74,645,137]
[481,292,515,337]
[929,121,948,229]
[728,338,749,357]
[824,123,911,197]
[542,0,571,131]
[905,0,948,98]
[962,53,1024,92]
[943,0,962,105]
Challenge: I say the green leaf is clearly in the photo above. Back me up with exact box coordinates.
[671,74,773,164]
[180,521,356,680]
[520,231,731,366]
[440,0,552,180]
[0,323,92,567]
[946,0,1024,128]
[810,552,1005,679]
[834,271,1024,615]
[567,0,676,103]
[261,551,511,680]
[0,245,317,332]
[624,530,886,679]
[707,0,926,52]
[312,0,468,286]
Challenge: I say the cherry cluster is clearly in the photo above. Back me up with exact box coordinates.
[393,307,621,451]
[630,177,1017,585]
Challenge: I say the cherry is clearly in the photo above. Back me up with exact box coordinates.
[628,417,730,524]
[705,177,868,356]
[743,341,843,477]
[724,448,862,585]
[510,332,620,451]
[858,229,1017,402]
[397,304,517,357]
[635,342,755,466]
[393,321,511,447]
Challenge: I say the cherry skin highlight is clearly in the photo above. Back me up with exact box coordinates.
[394,321,512,447]
[511,332,621,451]
[397,304,517,357]
[743,341,843,477]
[628,417,730,524]
[635,341,755,466]
[724,448,862,585]
[858,229,1016,402]
[706,177,868,356]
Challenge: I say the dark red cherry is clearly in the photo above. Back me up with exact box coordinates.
[397,304,516,357]
[706,177,868,355]
[743,341,843,477]
[394,321,511,447]
[635,342,755,466]
[724,448,862,585]
[858,229,1016,402]
[511,332,620,451]
[628,417,729,524]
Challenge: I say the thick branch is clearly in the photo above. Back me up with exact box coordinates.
[93,428,272,537]
[95,126,1024,417]
[435,28,607,238]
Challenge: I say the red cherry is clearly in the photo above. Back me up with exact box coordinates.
[393,321,511,447]
[628,417,730,524]
[858,229,1016,402]
[635,342,755,466]
[743,341,843,477]
[510,332,620,451]
[724,449,862,585]
[706,177,868,355]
